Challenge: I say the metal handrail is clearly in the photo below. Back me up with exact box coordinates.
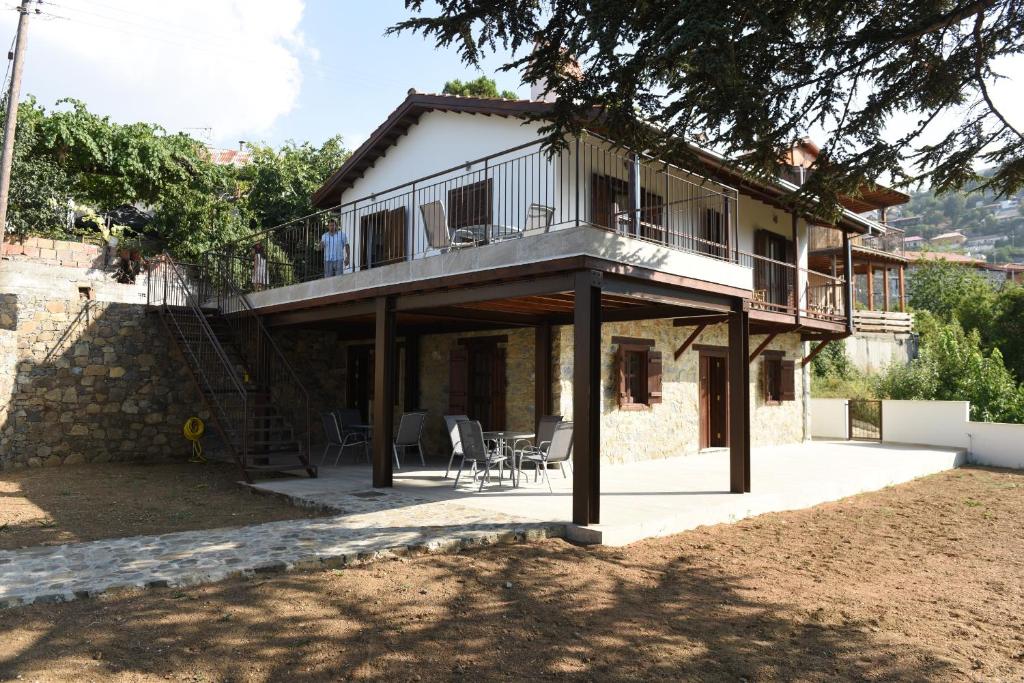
[207,253,312,465]
[154,254,249,469]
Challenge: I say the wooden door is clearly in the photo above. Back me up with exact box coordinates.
[451,340,506,430]
[699,352,729,449]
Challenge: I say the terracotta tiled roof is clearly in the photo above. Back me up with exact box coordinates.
[204,147,253,167]
[914,251,984,265]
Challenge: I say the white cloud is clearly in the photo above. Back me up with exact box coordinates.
[0,0,308,144]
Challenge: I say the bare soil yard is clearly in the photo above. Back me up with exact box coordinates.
[0,463,323,550]
[1,467,1023,682]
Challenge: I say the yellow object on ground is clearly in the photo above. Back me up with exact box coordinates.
[183,417,206,463]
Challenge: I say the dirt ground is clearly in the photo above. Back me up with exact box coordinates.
[1,466,1023,682]
[0,462,324,550]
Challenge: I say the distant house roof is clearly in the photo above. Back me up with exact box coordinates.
[915,251,984,265]
[904,235,925,242]
[931,231,967,241]
[205,147,253,167]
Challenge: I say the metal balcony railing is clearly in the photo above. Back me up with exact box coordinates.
[218,135,743,292]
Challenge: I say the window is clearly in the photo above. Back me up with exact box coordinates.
[762,353,796,405]
[615,339,663,409]
[447,179,493,230]
[753,230,795,309]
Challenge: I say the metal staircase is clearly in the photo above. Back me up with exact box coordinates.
[147,255,316,482]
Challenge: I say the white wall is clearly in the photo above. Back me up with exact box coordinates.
[966,422,1024,469]
[810,398,849,439]
[881,400,971,449]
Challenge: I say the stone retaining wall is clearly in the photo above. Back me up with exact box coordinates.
[0,263,204,470]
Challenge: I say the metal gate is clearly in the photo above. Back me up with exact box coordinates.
[848,399,882,440]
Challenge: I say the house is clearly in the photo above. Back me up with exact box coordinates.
[150,91,903,527]
[930,231,967,247]
[964,234,1003,253]
[902,235,926,250]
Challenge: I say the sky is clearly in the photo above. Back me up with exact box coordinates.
[0,0,1020,162]
[0,0,523,150]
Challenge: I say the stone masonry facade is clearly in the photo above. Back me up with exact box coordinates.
[0,246,203,470]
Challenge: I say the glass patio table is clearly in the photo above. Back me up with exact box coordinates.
[483,430,534,487]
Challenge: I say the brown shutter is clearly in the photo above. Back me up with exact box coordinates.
[447,179,493,230]
[448,347,468,414]
[492,346,507,429]
[616,344,627,407]
[761,357,770,403]
[386,206,406,263]
[592,174,610,229]
[781,359,797,401]
[647,350,663,404]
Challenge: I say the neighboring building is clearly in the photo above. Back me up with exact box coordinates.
[903,235,926,250]
[205,147,253,167]
[149,91,905,526]
[965,234,1003,253]
[930,231,967,247]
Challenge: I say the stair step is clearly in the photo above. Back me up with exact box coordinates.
[245,463,316,474]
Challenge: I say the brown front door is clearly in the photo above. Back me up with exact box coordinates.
[449,339,506,430]
[699,352,729,449]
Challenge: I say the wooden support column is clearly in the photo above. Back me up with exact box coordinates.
[573,271,602,525]
[843,230,854,334]
[628,153,642,236]
[898,265,906,312]
[866,261,874,312]
[372,296,396,488]
[404,333,420,411]
[534,322,552,432]
[727,302,751,493]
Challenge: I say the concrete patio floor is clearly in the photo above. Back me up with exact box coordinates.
[253,440,968,546]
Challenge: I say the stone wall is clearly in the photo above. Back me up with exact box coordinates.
[551,320,804,464]
[0,261,204,470]
[2,237,105,270]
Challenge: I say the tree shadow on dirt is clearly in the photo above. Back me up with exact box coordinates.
[0,539,959,682]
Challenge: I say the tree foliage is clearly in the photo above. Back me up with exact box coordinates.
[907,256,993,321]
[393,0,1024,216]
[2,97,350,262]
[442,75,517,99]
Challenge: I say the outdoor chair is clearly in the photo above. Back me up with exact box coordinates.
[320,412,346,465]
[393,410,427,469]
[420,200,477,251]
[519,421,573,491]
[333,407,369,463]
[454,419,508,491]
[443,413,470,478]
[513,415,562,480]
[523,203,555,234]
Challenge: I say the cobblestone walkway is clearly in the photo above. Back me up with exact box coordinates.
[0,487,564,609]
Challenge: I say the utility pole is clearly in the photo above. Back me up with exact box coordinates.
[0,0,34,249]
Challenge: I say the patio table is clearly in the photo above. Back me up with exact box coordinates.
[483,430,534,487]
[464,223,522,244]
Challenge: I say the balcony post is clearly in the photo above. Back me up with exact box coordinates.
[574,136,581,228]
[372,295,396,488]
[792,213,800,323]
[728,300,751,493]
[628,152,641,237]
[843,230,854,334]
[572,270,602,525]
[866,260,874,312]
[898,265,906,313]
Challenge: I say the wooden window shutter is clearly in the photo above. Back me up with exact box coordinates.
[647,350,663,404]
[385,206,407,264]
[448,347,468,414]
[492,346,507,429]
[781,359,797,401]
[592,173,611,229]
[616,344,628,407]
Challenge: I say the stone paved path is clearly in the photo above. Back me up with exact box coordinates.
[0,486,564,609]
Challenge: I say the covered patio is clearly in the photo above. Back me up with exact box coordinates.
[250,440,966,546]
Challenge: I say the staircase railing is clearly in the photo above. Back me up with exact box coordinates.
[205,253,312,469]
[147,255,250,476]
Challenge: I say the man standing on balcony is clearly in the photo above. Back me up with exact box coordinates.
[316,218,350,277]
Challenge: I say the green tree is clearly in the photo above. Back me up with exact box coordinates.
[239,136,350,230]
[394,0,1024,215]
[442,76,517,99]
[876,312,1024,423]
[907,257,993,322]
